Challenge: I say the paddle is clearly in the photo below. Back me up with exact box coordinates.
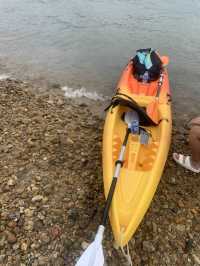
[146,56,169,124]
[75,111,139,266]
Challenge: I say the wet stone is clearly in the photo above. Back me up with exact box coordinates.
[12,243,20,250]
[0,254,6,263]
[7,221,17,229]
[176,224,186,232]
[142,241,156,252]
[68,209,79,221]
[24,220,34,231]
[38,255,49,265]
[24,208,34,217]
[5,231,17,244]
[192,254,200,265]
[0,234,6,248]
[40,232,50,244]
[50,225,62,240]
[31,195,44,202]
[81,241,90,250]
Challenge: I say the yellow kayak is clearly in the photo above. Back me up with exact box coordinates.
[102,56,172,247]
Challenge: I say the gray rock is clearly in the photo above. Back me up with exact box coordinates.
[40,232,50,244]
[7,178,16,186]
[142,241,155,252]
[35,176,42,182]
[0,234,6,248]
[81,241,89,250]
[24,208,34,217]
[38,255,49,265]
[0,254,5,263]
[20,241,29,251]
[152,222,158,234]
[5,230,17,244]
[176,224,186,232]
[13,243,20,250]
[8,212,20,222]
[192,254,200,265]
[31,195,44,202]
[169,177,176,184]
[24,220,34,231]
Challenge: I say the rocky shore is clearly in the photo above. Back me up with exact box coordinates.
[0,79,199,265]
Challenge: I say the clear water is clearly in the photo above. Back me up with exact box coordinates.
[0,0,200,114]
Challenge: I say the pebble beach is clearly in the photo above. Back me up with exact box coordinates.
[0,79,200,265]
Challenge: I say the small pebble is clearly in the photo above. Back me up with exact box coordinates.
[5,231,17,244]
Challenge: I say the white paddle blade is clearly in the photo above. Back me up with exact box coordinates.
[75,225,105,266]
[75,242,104,266]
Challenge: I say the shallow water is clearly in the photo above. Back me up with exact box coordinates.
[0,0,200,115]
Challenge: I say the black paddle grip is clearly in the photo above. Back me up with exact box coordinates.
[123,128,130,145]
[102,177,117,226]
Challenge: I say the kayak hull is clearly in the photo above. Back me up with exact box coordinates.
[102,59,172,247]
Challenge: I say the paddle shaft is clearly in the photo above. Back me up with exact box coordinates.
[102,128,130,227]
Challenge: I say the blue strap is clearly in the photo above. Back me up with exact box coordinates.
[136,50,153,70]
[136,51,146,64]
[144,53,153,69]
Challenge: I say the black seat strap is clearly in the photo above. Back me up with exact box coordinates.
[105,94,157,127]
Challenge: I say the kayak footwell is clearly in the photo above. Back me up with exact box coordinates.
[113,133,159,172]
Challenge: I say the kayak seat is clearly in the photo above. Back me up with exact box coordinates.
[105,94,157,127]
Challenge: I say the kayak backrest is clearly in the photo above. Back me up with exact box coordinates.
[105,94,157,127]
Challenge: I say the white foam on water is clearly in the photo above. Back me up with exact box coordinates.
[61,86,108,101]
[0,74,10,80]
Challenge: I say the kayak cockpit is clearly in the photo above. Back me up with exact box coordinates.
[112,105,160,173]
